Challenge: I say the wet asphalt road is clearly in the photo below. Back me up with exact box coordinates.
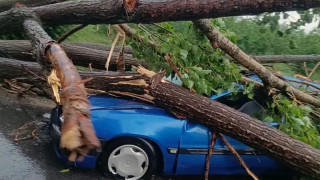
[0,89,296,180]
[0,89,108,180]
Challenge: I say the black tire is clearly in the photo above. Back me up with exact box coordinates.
[97,137,158,180]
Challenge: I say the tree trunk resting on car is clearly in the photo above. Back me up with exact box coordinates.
[23,15,100,161]
[1,59,320,178]
[84,67,320,179]
[194,19,320,108]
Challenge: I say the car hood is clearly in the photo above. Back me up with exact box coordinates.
[89,96,158,111]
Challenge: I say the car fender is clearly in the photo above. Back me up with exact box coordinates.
[91,108,185,175]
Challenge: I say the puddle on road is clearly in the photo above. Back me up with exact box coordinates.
[0,132,46,180]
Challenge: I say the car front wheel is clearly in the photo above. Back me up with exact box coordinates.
[98,138,158,180]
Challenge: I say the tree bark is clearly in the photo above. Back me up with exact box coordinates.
[23,18,100,159]
[0,40,147,71]
[2,58,320,178]
[0,57,140,94]
[32,0,320,25]
[0,56,140,83]
[228,54,320,63]
[57,24,88,43]
[194,19,320,108]
[0,57,43,79]
[1,0,320,30]
[0,0,67,12]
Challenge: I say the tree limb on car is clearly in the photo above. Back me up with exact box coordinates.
[194,19,320,108]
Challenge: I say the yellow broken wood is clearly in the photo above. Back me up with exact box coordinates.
[47,69,61,103]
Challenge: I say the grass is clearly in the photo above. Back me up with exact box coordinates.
[65,25,115,44]
[273,63,320,81]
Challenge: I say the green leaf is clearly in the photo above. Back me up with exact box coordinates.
[190,45,200,57]
[201,70,212,75]
[59,168,70,173]
[293,117,305,126]
[263,116,274,123]
[248,93,254,99]
[302,116,311,127]
[160,44,171,53]
[180,49,188,60]
[187,79,194,89]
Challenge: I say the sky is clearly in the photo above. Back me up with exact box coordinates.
[278,11,319,33]
[242,11,319,33]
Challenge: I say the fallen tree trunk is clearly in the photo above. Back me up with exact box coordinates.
[0,40,147,70]
[0,57,42,79]
[0,57,140,97]
[30,0,320,25]
[1,0,320,31]
[0,0,66,12]
[251,55,320,63]
[227,54,320,63]
[1,59,320,178]
[23,17,100,160]
[194,19,320,108]
[3,40,316,67]
[88,67,320,178]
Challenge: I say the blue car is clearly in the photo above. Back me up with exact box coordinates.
[49,74,319,180]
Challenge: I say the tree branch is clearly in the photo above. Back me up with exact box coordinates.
[0,0,67,12]
[194,19,320,108]
[1,0,320,30]
[309,62,320,78]
[219,134,259,180]
[205,132,217,180]
[23,17,100,160]
[228,54,320,63]
[0,40,147,71]
[57,24,87,43]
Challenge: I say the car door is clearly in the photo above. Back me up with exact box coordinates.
[176,120,288,175]
[175,121,246,175]
[175,121,211,175]
[175,120,257,175]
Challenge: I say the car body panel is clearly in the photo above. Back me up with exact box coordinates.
[53,145,98,168]
[89,96,185,174]
[176,154,288,175]
[176,121,288,175]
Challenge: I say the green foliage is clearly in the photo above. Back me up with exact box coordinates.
[242,82,255,99]
[262,94,320,148]
[129,21,242,96]
[222,15,320,147]
[223,17,320,80]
